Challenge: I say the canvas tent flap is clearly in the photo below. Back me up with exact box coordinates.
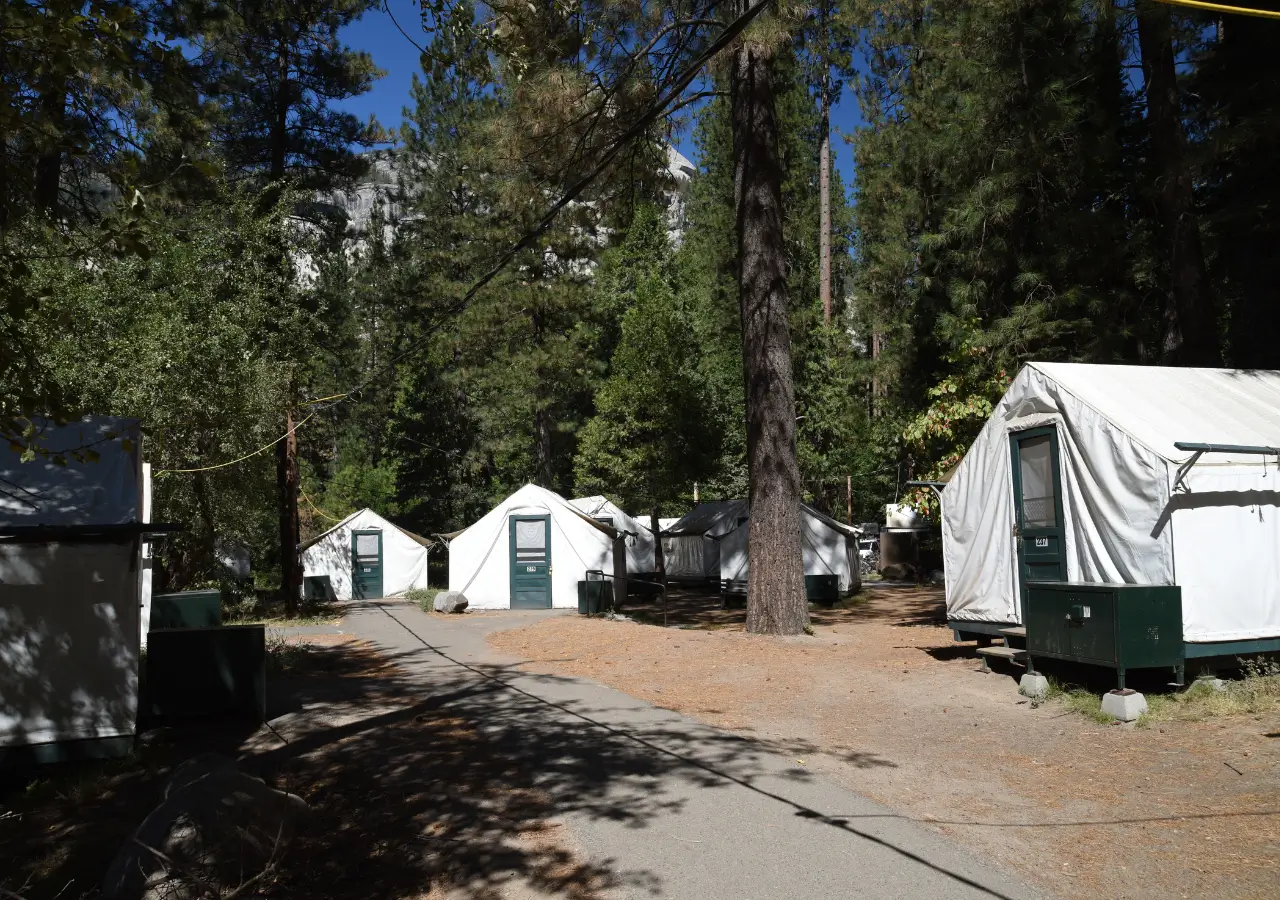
[0,417,141,526]
[569,496,657,573]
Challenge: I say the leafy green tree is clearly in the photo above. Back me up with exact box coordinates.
[15,182,308,588]
[1,1,206,445]
[183,0,386,609]
[575,207,718,549]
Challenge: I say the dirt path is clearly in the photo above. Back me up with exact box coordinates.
[488,588,1280,900]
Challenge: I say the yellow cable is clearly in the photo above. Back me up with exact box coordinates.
[302,391,350,405]
[153,412,315,476]
[1152,0,1280,19]
[301,489,345,522]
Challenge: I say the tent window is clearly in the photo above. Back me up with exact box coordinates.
[593,515,614,529]
[355,533,380,558]
[1018,435,1057,528]
[515,519,546,558]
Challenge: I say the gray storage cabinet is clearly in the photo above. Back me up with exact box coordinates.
[1025,582,1183,688]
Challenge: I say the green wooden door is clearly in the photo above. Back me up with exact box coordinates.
[1010,427,1067,619]
[510,515,552,609]
[351,529,384,600]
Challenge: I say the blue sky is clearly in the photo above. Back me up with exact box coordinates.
[337,2,861,191]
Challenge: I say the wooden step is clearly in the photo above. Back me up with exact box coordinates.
[999,626,1027,638]
[976,645,1026,661]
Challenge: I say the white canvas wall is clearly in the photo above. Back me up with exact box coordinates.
[1169,466,1280,642]
[663,535,709,578]
[0,417,143,751]
[449,484,618,609]
[719,507,861,593]
[0,543,141,749]
[301,508,432,600]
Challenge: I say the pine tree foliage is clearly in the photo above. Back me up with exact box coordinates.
[574,206,718,510]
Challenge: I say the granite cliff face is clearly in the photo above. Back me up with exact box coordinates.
[315,145,696,243]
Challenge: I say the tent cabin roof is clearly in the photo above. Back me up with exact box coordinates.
[664,500,748,537]
[568,496,643,536]
[665,500,861,539]
[1021,363,1280,465]
[0,416,142,527]
[299,508,435,553]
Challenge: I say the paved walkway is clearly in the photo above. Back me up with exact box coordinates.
[301,601,1044,900]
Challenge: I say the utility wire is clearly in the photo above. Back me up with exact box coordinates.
[1151,0,1280,18]
[330,0,776,407]
[154,1,777,476]
[153,412,314,476]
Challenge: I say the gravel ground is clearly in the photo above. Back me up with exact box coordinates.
[487,587,1280,900]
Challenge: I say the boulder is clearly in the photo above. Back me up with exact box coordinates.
[103,753,307,900]
[879,562,915,581]
[433,590,469,613]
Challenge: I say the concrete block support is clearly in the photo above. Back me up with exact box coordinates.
[1019,673,1049,699]
[1101,689,1148,722]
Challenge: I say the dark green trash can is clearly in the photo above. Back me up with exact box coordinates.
[147,625,267,721]
[577,579,608,615]
[805,574,840,605]
[150,589,223,630]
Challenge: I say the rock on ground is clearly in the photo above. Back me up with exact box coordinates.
[434,590,469,613]
[102,753,307,900]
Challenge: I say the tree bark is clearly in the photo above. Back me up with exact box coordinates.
[277,403,302,614]
[818,0,832,327]
[1136,0,1220,366]
[34,79,66,214]
[731,31,808,636]
[651,506,666,584]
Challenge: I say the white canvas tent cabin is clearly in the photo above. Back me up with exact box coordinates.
[301,508,435,601]
[448,484,626,610]
[0,417,158,764]
[569,495,656,575]
[943,362,1280,663]
[662,500,748,581]
[718,504,863,596]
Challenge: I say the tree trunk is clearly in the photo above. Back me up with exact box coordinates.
[34,79,66,214]
[731,31,808,636]
[277,403,302,614]
[1136,0,1220,366]
[651,506,666,584]
[818,1,832,327]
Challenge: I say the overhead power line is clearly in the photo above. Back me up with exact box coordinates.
[1151,0,1280,18]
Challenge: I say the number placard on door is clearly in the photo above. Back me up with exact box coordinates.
[1035,537,1049,548]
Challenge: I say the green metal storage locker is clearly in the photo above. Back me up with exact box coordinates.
[150,589,223,630]
[1025,582,1183,688]
[146,624,266,720]
[804,574,840,605]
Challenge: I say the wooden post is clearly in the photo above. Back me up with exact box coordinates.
[693,481,700,503]
[846,475,853,525]
[277,402,302,615]
[651,506,666,585]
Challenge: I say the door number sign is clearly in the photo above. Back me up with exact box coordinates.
[1034,537,1048,548]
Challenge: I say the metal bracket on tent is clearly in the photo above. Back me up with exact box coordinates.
[906,480,947,516]
[1172,442,1280,493]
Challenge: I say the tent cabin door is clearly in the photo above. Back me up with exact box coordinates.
[510,515,552,609]
[351,529,384,600]
[1009,427,1067,619]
